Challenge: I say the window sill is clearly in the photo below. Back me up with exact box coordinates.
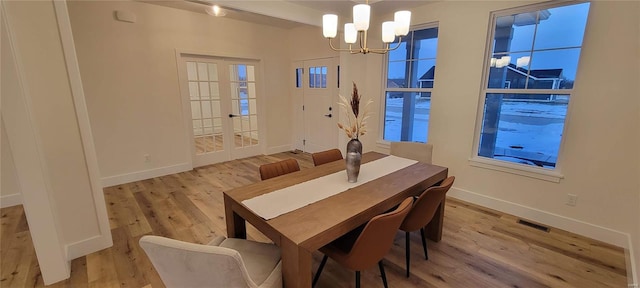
[469,156,564,183]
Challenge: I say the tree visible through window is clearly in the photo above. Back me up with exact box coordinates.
[476,2,590,169]
[383,26,438,143]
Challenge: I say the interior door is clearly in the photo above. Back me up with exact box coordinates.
[179,55,262,167]
[226,61,261,160]
[302,58,338,153]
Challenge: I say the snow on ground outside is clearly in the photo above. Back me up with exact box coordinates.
[384,98,567,164]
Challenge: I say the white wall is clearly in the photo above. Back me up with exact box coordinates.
[4,0,104,246]
[1,118,21,208]
[9,0,634,283]
[67,0,293,186]
[2,0,112,283]
[288,25,338,61]
[354,0,639,282]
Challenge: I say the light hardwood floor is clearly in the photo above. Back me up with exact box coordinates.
[194,134,258,154]
[0,151,628,287]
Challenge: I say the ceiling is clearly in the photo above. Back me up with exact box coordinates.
[142,0,432,29]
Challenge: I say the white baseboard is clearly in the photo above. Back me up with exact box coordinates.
[448,187,629,247]
[266,144,293,155]
[66,233,113,260]
[448,187,637,285]
[625,236,639,288]
[101,162,191,188]
[0,193,22,208]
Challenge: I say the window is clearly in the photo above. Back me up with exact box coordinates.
[474,2,590,172]
[309,66,327,88]
[233,65,251,116]
[383,26,438,143]
[295,68,303,88]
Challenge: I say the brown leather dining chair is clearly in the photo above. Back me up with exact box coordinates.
[311,149,343,166]
[400,176,455,277]
[312,197,413,288]
[259,158,300,180]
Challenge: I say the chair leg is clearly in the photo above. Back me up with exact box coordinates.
[312,255,328,287]
[405,231,410,278]
[378,261,388,288]
[355,271,361,288]
[420,227,428,260]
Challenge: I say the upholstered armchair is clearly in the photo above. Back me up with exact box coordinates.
[139,235,282,288]
[389,141,433,164]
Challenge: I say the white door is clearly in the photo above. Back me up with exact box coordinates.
[226,60,262,160]
[179,55,262,167]
[295,58,338,153]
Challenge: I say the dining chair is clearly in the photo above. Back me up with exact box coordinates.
[389,141,433,163]
[259,158,300,180]
[311,148,343,166]
[312,197,413,288]
[139,235,282,288]
[400,176,455,277]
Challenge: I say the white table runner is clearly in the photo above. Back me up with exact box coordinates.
[242,155,418,220]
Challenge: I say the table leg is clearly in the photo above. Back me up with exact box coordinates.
[425,198,445,242]
[224,194,246,239]
[281,237,312,288]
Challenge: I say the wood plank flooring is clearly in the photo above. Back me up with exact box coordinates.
[0,151,628,287]
[194,134,258,154]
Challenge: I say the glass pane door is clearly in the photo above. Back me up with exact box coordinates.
[187,61,225,156]
[181,56,263,167]
[229,64,259,148]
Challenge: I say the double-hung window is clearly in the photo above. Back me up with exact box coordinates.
[473,2,590,177]
[383,25,439,143]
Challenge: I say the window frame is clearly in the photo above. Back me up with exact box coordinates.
[378,22,440,146]
[470,1,590,182]
[308,66,328,89]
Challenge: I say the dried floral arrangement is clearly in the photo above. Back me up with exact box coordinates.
[337,82,373,139]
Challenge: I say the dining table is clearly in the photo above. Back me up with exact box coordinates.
[223,151,448,287]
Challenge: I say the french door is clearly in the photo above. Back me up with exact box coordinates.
[179,55,262,167]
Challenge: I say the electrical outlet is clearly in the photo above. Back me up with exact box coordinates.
[566,194,578,206]
[144,154,151,162]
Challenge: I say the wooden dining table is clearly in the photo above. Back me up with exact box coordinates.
[223,152,448,288]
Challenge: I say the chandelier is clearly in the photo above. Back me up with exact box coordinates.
[322,0,411,54]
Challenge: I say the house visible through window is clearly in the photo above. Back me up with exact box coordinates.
[475,2,590,169]
[383,25,438,143]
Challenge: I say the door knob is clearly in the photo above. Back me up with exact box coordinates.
[229,114,240,118]
[324,114,332,118]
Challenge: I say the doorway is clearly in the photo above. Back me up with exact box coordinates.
[179,55,262,167]
[292,57,339,153]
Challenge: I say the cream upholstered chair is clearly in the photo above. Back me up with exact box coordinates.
[139,235,282,288]
[400,176,455,278]
[389,141,433,163]
[311,149,343,166]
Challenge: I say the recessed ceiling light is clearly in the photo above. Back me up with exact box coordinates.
[205,5,227,17]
